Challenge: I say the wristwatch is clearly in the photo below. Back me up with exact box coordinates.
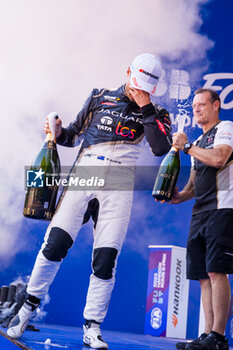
[183,142,193,154]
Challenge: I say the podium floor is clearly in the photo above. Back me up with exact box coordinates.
[1,324,233,350]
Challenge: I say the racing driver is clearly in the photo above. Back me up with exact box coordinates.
[7,53,172,349]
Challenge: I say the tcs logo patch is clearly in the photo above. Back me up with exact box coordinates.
[115,122,136,139]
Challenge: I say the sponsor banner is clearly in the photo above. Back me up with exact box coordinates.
[166,247,189,338]
[145,245,189,339]
[144,246,172,336]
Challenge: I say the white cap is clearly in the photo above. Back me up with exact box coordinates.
[130,53,162,96]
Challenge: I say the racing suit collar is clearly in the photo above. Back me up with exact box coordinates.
[120,84,128,98]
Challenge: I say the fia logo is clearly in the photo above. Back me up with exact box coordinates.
[26,168,44,187]
[150,307,162,329]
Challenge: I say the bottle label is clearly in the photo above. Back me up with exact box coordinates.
[155,190,172,198]
[160,173,175,180]
[23,207,36,216]
[23,206,53,220]
[44,211,53,219]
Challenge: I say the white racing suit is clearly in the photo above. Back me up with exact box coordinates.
[27,85,172,323]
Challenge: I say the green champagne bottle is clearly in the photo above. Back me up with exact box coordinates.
[152,146,180,202]
[23,112,61,220]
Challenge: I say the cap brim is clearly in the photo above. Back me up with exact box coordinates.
[130,75,158,96]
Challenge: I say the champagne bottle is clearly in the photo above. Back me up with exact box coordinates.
[23,112,61,220]
[152,146,180,202]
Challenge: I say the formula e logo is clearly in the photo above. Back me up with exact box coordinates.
[150,307,162,329]
[26,169,44,187]
[101,116,113,125]
[115,122,136,139]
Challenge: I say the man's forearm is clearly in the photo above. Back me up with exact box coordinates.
[170,170,195,204]
[188,144,230,168]
[173,132,232,168]
[177,187,195,203]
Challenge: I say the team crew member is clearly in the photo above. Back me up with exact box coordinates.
[7,53,172,349]
[170,88,233,350]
